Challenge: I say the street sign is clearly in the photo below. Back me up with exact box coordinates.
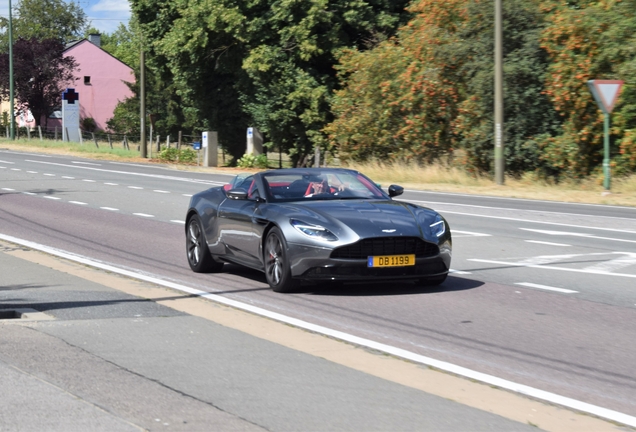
[193,141,201,150]
[587,80,624,114]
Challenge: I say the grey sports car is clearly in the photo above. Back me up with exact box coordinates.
[185,168,451,292]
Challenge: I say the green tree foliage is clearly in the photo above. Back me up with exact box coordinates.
[0,0,87,49]
[540,0,636,178]
[327,0,561,175]
[130,0,410,166]
[0,38,78,127]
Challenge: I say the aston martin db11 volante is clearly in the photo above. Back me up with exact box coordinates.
[185,168,451,292]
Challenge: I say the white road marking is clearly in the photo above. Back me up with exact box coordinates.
[22,192,36,196]
[449,269,471,275]
[69,201,87,205]
[1,188,15,191]
[72,161,101,166]
[82,179,96,183]
[183,194,193,197]
[133,213,154,218]
[27,171,38,174]
[419,208,636,235]
[525,240,571,247]
[43,173,55,176]
[520,228,636,244]
[0,232,634,428]
[468,258,636,278]
[128,186,143,190]
[584,253,636,273]
[104,183,118,186]
[43,196,60,200]
[170,220,185,224]
[100,207,119,211]
[515,282,578,294]
[453,230,491,237]
[62,176,75,179]
[11,168,21,171]
[0,160,14,163]
[0,166,5,168]
[153,190,170,194]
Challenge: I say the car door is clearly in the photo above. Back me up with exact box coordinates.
[217,180,264,268]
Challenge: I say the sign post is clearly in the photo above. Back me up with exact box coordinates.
[62,88,80,142]
[587,80,624,191]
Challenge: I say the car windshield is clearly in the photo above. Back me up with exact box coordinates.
[262,170,388,202]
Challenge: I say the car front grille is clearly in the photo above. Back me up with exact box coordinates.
[330,237,439,259]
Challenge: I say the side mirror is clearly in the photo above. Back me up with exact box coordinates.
[227,189,248,200]
[388,185,404,198]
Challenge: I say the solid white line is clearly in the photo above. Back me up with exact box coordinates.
[133,213,154,218]
[170,220,185,224]
[100,207,119,211]
[435,209,636,235]
[525,240,571,247]
[72,161,101,166]
[128,186,143,190]
[104,183,118,186]
[515,282,578,294]
[153,190,170,194]
[0,232,634,428]
[62,176,75,179]
[69,201,87,205]
[43,196,60,200]
[468,258,636,279]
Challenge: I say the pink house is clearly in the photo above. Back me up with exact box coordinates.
[52,35,135,132]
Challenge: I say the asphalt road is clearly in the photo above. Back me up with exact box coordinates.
[2,149,636,420]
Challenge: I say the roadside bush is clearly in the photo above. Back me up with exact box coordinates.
[237,153,268,168]
[158,147,197,164]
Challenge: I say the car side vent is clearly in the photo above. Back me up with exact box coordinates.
[330,237,439,259]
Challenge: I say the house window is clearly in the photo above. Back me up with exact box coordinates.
[84,76,91,85]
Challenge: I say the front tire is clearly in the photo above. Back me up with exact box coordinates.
[186,215,223,273]
[264,227,298,293]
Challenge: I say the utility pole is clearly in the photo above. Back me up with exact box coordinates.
[8,0,15,140]
[494,0,504,184]
[140,49,147,158]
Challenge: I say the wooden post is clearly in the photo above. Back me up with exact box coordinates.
[64,127,69,142]
[156,135,160,153]
[148,124,153,159]
[177,130,182,150]
[54,126,58,141]
[166,135,170,148]
[108,134,113,149]
[92,132,99,148]
[27,127,31,139]
[5,126,8,138]
[78,129,83,144]
[38,126,42,141]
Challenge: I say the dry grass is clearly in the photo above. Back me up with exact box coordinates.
[2,139,635,207]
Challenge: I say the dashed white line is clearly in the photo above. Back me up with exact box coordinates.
[100,207,119,211]
[133,213,154,218]
[43,173,55,176]
[11,168,21,171]
[0,160,14,164]
[525,240,571,247]
[0,166,6,169]
[72,161,101,166]
[153,190,170,194]
[22,192,36,196]
[469,258,636,279]
[183,194,193,197]
[1,188,15,191]
[515,282,578,294]
[449,269,471,275]
[69,201,88,205]
[43,196,61,200]
[104,183,118,186]
[82,179,96,183]
[128,186,143,190]
[62,176,75,179]
[170,220,185,224]
[27,171,38,174]
[453,230,491,237]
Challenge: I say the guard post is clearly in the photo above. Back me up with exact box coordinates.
[587,80,624,191]
[202,131,218,167]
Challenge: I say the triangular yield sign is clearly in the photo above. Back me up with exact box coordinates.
[588,80,624,114]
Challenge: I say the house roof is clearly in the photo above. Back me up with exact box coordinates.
[64,39,134,71]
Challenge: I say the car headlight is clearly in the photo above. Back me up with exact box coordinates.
[291,219,338,242]
[430,215,446,238]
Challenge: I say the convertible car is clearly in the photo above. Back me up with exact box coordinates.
[185,168,451,292]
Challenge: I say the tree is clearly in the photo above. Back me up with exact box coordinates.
[130,0,411,165]
[0,0,87,49]
[0,38,78,127]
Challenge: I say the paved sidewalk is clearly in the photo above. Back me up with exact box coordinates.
[0,242,622,431]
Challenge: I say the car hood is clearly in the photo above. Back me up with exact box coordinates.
[281,199,437,240]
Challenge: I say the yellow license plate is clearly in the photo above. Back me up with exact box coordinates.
[367,254,415,268]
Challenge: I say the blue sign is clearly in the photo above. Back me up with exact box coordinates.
[193,141,201,150]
